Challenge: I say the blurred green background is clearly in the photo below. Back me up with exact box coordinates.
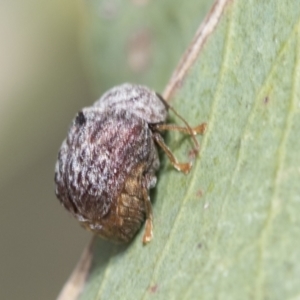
[0,1,212,299]
[0,1,92,299]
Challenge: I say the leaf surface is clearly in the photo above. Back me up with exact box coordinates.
[77,1,300,299]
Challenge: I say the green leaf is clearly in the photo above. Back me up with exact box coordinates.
[71,0,300,299]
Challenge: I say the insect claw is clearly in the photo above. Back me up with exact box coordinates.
[174,162,192,174]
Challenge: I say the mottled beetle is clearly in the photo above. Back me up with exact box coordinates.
[55,83,206,244]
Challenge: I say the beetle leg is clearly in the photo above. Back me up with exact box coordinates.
[152,122,207,136]
[142,186,153,244]
[152,132,192,174]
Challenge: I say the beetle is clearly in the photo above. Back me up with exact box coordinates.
[54,83,206,244]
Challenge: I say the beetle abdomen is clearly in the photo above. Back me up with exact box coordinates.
[82,162,151,243]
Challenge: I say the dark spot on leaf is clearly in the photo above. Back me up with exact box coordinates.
[127,28,152,73]
[188,148,198,160]
[196,189,203,197]
[149,284,158,293]
[264,96,269,104]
